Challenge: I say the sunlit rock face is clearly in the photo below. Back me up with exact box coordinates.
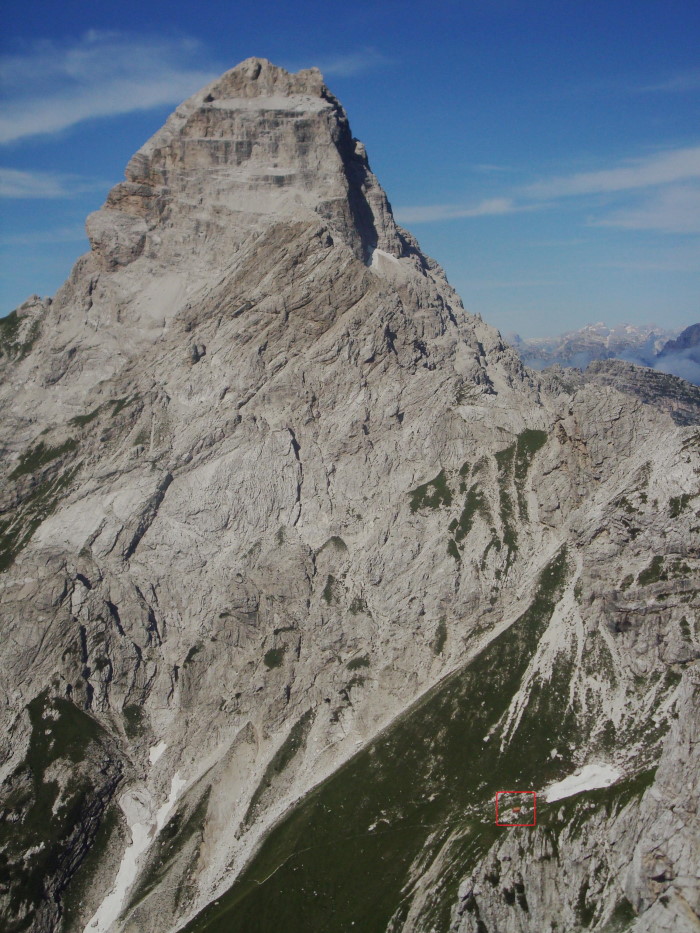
[1,59,698,933]
[89,57,409,271]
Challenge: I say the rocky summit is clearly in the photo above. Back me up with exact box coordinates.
[1,58,698,933]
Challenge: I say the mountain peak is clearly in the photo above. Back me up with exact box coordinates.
[2,54,699,933]
[202,57,327,100]
[86,58,408,273]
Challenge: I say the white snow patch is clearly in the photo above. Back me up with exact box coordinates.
[83,790,153,933]
[369,247,399,268]
[83,774,187,933]
[148,741,167,765]
[545,763,621,802]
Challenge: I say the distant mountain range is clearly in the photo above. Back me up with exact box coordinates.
[508,321,700,385]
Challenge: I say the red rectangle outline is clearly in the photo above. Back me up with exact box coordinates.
[495,790,537,826]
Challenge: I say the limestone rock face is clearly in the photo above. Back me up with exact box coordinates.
[0,59,698,933]
[91,56,409,271]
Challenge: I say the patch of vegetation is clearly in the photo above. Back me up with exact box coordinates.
[243,710,315,828]
[0,310,40,361]
[480,532,501,570]
[680,616,691,640]
[494,442,515,476]
[576,879,595,927]
[322,574,337,605]
[347,675,366,690]
[600,897,636,931]
[499,491,517,556]
[433,619,447,655]
[668,492,692,518]
[409,470,453,512]
[127,788,211,912]
[457,461,471,492]
[447,539,461,562]
[9,438,77,480]
[110,397,133,417]
[450,484,488,544]
[123,704,146,739]
[264,647,286,669]
[180,549,572,933]
[0,692,112,930]
[347,656,370,671]
[591,719,618,757]
[69,406,102,427]
[490,430,548,556]
[494,443,518,560]
[349,596,368,615]
[620,574,634,591]
[513,429,547,519]
[61,804,121,929]
[668,558,692,579]
[615,495,637,516]
[0,465,79,571]
[0,309,22,347]
[637,556,666,586]
[132,428,149,447]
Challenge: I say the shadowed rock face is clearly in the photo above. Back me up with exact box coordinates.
[660,323,700,356]
[1,60,699,933]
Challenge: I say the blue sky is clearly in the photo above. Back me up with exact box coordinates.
[1,0,698,336]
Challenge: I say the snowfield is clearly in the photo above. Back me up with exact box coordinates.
[544,764,621,802]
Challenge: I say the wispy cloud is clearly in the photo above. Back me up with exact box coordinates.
[0,31,218,144]
[592,184,700,234]
[523,146,700,199]
[0,167,108,198]
[472,163,514,174]
[468,279,558,289]
[640,69,700,93]
[0,225,87,246]
[314,47,389,78]
[402,145,700,234]
[594,240,700,272]
[395,197,522,224]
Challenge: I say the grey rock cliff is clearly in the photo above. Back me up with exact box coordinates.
[0,59,698,933]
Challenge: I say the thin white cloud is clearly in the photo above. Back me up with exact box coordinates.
[0,32,218,144]
[468,279,558,289]
[523,146,700,198]
[0,167,108,198]
[0,225,87,246]
[395,197,522,224]
[314,47,389,78]
[592,185,700,235]
[472,163,514,173]
[398,145,700,230]
[640,70,700,93]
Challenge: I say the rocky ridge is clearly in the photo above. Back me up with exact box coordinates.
[0,59,698,933]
